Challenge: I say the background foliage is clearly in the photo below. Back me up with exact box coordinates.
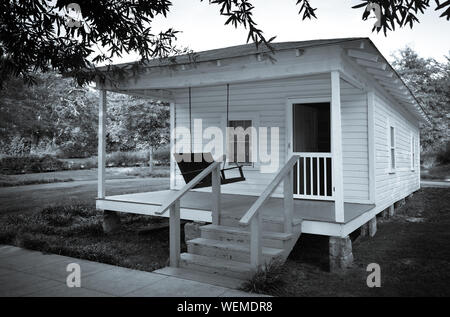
[392,47,450,162]
[0,72,170,159]
[0,48,448,172]
[1,1,449,87]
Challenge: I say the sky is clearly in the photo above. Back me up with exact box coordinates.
[117,0,450,64]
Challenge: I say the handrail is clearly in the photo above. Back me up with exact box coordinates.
[155,160,222,215]
[239,155,300,225]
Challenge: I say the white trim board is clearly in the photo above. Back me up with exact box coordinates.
[285,96,332,161]
[220,111,261,169]
[96,199,212,222]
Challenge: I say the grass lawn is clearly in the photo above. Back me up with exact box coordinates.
[0,204,184,272]
[0,177,169,215]
[0,187,449,296]
[245,187,450,296]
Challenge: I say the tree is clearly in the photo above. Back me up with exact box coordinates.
[0,72,98,157]
[392,47,450,156]
[1,0,449,88]
[0,75,56,147]
[0,72,170,160]
[107,94,170,170]
[50,78,99,157]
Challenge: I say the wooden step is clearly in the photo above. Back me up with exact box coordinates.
[153,266,245,289]
[179,253,255,280]
[200,224,292,248]
[187,238,283,263]
[220,214,302,233]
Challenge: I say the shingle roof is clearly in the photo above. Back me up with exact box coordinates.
[106,37,366,69]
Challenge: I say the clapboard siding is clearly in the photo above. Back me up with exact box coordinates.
[173,74,331,195]
[341,80,369,202]
[171,74,370,201]
[374,91,420,209]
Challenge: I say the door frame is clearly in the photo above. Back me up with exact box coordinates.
[285,97,334,201]
[285,97,332,159]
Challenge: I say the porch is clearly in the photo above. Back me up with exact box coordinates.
[96,189,374,236]
[93,40,380,274]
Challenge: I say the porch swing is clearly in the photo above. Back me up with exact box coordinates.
[174,84,246,189]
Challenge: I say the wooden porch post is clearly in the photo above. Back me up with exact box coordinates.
[367,91,376,203]
[169,200,181,267]
[250,213,262,268]
[331,71,345,223]
[99,89,120,233]
[98,89,107,199]
[417,132,421,188]
[211,164,221,225]
[283,169,293,233]
[169,102,176,189]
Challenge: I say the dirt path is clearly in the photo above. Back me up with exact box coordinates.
[0,177,170,214]
[421,180,450,188]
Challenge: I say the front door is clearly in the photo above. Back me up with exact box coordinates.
[291,103,333,200]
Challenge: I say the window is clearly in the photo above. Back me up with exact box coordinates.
[227,120,253,165]
[411,134,416,171]
[389,124,396,172]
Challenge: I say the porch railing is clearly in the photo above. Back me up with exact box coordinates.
[155,158,222,267]
[239,155,300,268]
[292,152,334,201]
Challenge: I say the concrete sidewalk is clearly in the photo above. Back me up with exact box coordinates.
[0,245,264,297]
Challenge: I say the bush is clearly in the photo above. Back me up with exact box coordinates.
[57,141,96,159]
[153,146,170,165]
[29,138,58,157]
[106,151,148,167]
[0,154,66,174]
[0,136,31,156]
[0,150,169,174]
[241,259,286,294]
[61,157,97,170]
[39,155,66,172]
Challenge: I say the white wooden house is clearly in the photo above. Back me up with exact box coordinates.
[94,38,428,282]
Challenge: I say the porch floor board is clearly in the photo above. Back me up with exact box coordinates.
[102,190,374,224]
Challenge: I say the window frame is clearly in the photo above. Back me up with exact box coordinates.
[227,119,253,166]
[411,132,416,171]
[222,112,260,169]
[387,119,396,174]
